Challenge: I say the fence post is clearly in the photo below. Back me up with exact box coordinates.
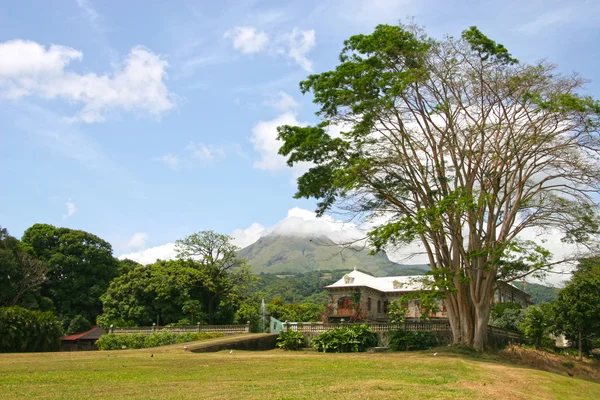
[284,321,289,332]
[196,322,201,333]
[109,324,114,334]
[246,321,251,333]
[152,323,156,333]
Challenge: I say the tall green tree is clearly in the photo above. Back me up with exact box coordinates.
[99,259,205,327]
[175,231,254,324]
[0,226,47,307]
[555,258,600,360]
[277,24,600,350]
[21,224,118,328]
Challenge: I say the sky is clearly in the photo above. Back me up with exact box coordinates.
[1,0,599,285]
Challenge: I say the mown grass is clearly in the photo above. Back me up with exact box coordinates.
[1,339,599,399]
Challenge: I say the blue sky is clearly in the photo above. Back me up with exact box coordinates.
[1,0,599,268]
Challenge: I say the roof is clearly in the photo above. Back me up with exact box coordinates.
[325,269,431,293]
[326,269,532,300]
[61,326,106,341]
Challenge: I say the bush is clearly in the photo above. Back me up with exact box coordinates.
[277,331,306,350]
[389,330,437,351]
[312,324,377,353]
[0,306,63,353]
[96,332,225,350]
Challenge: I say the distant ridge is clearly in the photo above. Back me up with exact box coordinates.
[238,234,428,276]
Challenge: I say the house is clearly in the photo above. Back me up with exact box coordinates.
[60,326,106,351]
[325,269,532,322]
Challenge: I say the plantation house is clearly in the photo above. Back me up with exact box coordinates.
[325,269,531,322]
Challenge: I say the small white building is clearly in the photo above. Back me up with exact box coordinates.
[325,269,532,322]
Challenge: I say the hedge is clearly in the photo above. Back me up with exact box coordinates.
[95,332,225,350]
[0,306,63,353]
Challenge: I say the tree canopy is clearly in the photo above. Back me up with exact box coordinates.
[555,258,600,360]
[277,24,600,350]
[21,223,118,328]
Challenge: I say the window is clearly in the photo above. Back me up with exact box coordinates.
[383,301,389,314]
[367,297,371,311]
[377,300,381,313]
[344,275,354,284]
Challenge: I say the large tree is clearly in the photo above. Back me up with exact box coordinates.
[0,226,47,307]
[175,231,254,324]
[99,259,205,327]
[21,224,118,327]
[555,258,600,360]
[277,24,600,350]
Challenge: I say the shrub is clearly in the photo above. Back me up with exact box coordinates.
[277,331,306,350]
[389,330,437,351]
[312,324,377,353]
[96,332,225,350]
[0,306,63,353]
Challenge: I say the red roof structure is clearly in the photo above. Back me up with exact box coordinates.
[61,326,105,341]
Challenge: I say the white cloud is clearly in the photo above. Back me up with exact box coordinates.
[156,153,180,170]
[250,111,310,172]
[280,28,316,72]
[225,26,316,72]
[76,0,101,29]
[62,199,77,219]
[187,141,225,161]
[126,232,149,250]
[230,222,271,248]
[270,91,300,112]
[119,242,177,265]
[224,26,270,54]
[0,40,176,122]
[117,206,579,286]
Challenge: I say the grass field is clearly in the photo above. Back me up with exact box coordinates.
[1,337,599,399]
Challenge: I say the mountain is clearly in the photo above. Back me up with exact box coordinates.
[238,234,429,276]
[512,281,560,304]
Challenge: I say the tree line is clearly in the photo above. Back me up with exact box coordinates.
[0,224,333,343]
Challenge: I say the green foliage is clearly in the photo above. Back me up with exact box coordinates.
[554,259,600,357]
[388,330,438,351]
[268,299,324,323]
[175,230,255,324]
[66,314,92,335]
[0,226,47,308]
[461,26,518,65]
[519,304,555,349]
[489,303,525,332]
[95,332,225,350]
[21,223,118,324]
[98,259,206,327]
[387,299,409,323]
[277,331,306,350]
[0,306,63,352]
[312,324,377,353]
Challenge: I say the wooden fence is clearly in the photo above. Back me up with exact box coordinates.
[109,322,250,336]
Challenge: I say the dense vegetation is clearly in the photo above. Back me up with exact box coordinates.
[0,306,63,353]
[312,324,377,352]
[95,332,224,350]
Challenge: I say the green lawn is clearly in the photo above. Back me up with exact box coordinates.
[1,341,598,399]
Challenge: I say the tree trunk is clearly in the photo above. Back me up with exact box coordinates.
[446,284,476,347]
[579,328,583,361]
[473,302,492,352]
[208,297,214,325]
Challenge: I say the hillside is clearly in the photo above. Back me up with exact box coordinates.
[238,234,428,276]
[513,281,560,304]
